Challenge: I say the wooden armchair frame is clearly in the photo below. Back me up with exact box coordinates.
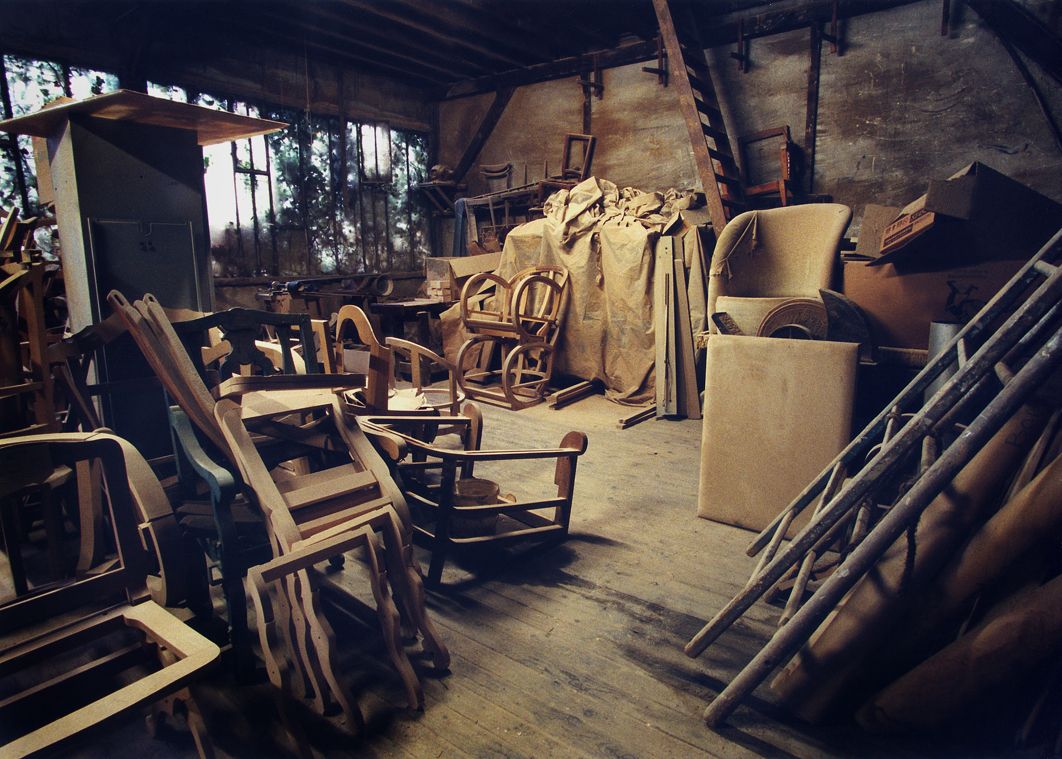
[0,432,219,758]
[456,265,570,409]
[359,408,587,585]
[108,290,449,718]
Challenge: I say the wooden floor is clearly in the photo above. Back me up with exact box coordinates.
[66,395,967,758]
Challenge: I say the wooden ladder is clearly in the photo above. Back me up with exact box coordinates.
[652,0,745,233]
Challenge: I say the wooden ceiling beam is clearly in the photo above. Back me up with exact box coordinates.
[338,0,527,69]
[447,0,599,58]
[257,7,474,80]
[694,0,920,46]
[387,0,554,63]
[295,4,496,77]
[445,39,659,99]
[245,22,448,88]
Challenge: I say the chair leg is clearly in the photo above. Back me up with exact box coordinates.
[247,569,316,757]
[374,509,450,670]
[220,569,255,681]
[291,568,365,730]
[281,572,335,716]
[363,534,423,710]
[427,544,448,587]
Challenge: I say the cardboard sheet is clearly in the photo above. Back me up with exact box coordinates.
[441,177,697,404]
[697,336,858,533]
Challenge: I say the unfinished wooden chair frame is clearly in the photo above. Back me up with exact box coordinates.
[0,432,219,758]
[359,407,588,585]
[108,291,449,718]
[738,126,795,207]
[1,261,55,438]
[333,304,465,419]
[684,227,1062,727]
[456,265,570,410]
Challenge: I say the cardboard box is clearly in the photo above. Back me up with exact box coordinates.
[424,251,501,301]
[867,162,1062,269]
[843,164,1062,349]
[843,258,1021,349]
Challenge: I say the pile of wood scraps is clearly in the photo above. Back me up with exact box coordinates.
[682,227,1062,747]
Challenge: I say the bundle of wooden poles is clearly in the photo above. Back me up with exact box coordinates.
[684,227,1062,750]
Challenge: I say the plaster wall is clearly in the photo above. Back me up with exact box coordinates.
[439,0,1062,237]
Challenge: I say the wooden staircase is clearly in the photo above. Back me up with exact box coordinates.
[652,0,745,233]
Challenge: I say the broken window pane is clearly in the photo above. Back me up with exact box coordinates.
[68,67,118,99]
[146,82,188,102]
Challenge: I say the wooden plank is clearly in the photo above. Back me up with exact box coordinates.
[451,88,515,184]
[655,237,678,417]
[617,406,655,430]
[546,380,599,409]
[672,251,701,420]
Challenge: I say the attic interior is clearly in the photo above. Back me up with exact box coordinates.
[0,0,1061,756]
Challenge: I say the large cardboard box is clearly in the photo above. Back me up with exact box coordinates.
[424,251,501,301]
[843,165,1062,349]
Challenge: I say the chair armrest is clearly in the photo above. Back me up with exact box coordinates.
[3,601,219,758]
[360,424,408,463]
[168,406,236,504]
[215,372,365,399]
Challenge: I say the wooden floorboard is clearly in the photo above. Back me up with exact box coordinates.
[60,394,943,757]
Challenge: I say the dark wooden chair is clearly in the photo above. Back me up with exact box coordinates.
[359,404,588,585]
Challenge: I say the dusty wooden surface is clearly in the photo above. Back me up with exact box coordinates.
[59,394,967,757]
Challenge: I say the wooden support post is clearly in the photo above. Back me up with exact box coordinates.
[804,23,823,196]
[451,87,515,184]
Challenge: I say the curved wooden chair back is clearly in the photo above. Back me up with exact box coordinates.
[334,304,392,411]
[107,290,230,457]
[459,265,569,343]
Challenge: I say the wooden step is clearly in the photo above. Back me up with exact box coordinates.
[693,98,723,121]
[701,124,730,142]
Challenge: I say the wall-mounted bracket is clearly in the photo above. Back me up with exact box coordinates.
[578,54,604,99]
[730,18,750,72]
[819,0,842,55]
[641,34,669,86]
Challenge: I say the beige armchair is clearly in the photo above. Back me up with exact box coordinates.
[706,204,852,335]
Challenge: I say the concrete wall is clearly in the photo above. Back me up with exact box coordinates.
[439,0,1062,237]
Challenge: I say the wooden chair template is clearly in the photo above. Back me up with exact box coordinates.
[333,304,465,417]
[456,265,570,409]
[0,431,219,758]
[359,405,588,585]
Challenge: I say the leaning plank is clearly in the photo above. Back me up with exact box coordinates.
[655,237,678,417]
[672,252,701,420]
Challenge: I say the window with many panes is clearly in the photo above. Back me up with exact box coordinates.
[0,54,432,277]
